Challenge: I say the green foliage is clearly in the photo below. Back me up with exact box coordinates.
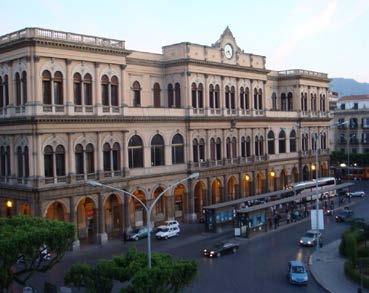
[331,150,369,167]
[64,248,197,293]
[0,215,75,291]
[344,260,369,289]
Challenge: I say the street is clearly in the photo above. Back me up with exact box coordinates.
[28,181,369,292]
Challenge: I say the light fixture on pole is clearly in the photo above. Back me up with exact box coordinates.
[87,172,199,269]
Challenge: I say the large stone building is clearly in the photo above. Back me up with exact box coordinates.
[0,27,331,246]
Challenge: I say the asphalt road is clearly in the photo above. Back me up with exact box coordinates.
[27,180,369,293]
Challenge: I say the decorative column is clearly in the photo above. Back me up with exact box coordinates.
[121,131,128,176]
[96,132,103,179]
[185,179,196,223]
[206,177,212,205]
[69,196,80,250]
[222,175,227,202]
[68,132,75,183]
[251,170,256,196]
[120,64,126,111]
[25,57,32,115]
[7,61,14,115]
[65,59,73,114]
[264,169,269,193]
[95,62,102,115]
[205,129,210,164]
[204,74,208,114]
[97,192,108,245]
[239,173,243,198]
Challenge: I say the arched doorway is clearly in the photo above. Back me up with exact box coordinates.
[194,181,205,219]
[320,162,328,177]
[103,194,122,238]
[269,171,276,192]
[130,190,146,227]
[77,197,97,243]
[46,201,67,221]
[256,172,265,194]
[302,165,310,181]
[227,176,237,201]
[153,186,166,221]
[19,203,30,215]
[280,169,288,189]
[173,184,185,221]
[291,167,299,183]
[211,179,222,204]
[242,174,250,197]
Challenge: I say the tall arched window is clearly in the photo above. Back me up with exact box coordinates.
[225,86,230,109]
[153,82,161,107]
[53,72,63,105]
[4,75,9,107]
[281,93,287,111]
[245,87,250,109]
[304,93,308,111]
[86,144,95,174]
[167,83,174,107]
[73,73,82,105]
[198,83,204,109]
[15,73,21,106]
[246,136,251,157]
[193,139,199,163]
[240,87,245,110]
[101,75,109,106]
[216,138,222,160]
[300,93,304,111]
[44,145,54,177]
[241,136,246,157]
[271,92,277,110]
[112,142,121,171]
[226,137,231,159]
[267,131,275,154]
[151,134,165,166]
[75,144,84,175]
[0,146,4,176]
[199,138,205,162]
[253,89,258,110]
[279,130,286,153]
[215,85,220,109]
[84,74,92,105]
[55,145,65,176]
[287,92,293,110]
[255,136,259,156]
[322,95,326,111]
[22,71,27,104]
[172,134,184,164]
[290,130,296,152]
[111,76,119,107]
[191,83,197,108]
[230,86,235,109]
[232,137,237,158]
[174,82,181,108]
[258,89,263,110]
[128,135,144,168]
[133,81,141,107]
[259,136,264,155]
[0,76,3,108]
[209,84,214,109]
[103,143,111,171]
[312,134,317,150]
[42,70,52,105]
[210,138,215,161]
[24,146,29,177]
[17,146,23,177]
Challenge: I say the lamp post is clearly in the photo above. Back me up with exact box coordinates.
[87,172,199,269]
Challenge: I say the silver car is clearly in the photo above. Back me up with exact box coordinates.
[347,191,365,198]
[299,230,322,247]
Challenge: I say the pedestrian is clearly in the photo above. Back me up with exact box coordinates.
[286,212,291,224]
[268,217,273,229]
[273,214,278,229]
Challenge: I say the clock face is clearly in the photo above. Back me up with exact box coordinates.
[224,43,233,59]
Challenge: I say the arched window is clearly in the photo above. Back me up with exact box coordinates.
[199,138,205,162]
[302,134,308,152]
[53,72,63,105]
[22,71,27,104]
[240,87,245,110]
[4,75,9,106]
[128,135,143,168]
[210,138,216,161]
[174,82,181,108]
[271,92,277,110]
[253,88,258,110]
[216,138,222,160]
[287,92,293,110]
[133,81,141,107]
[101,75,109,106]
[192,139,199,163]
[245,87,250,109]
[246,136,251,157]
[24,146,29,177]
[322,95,326,112]
[86,144,95,174]
[290,130,296,152]
[75,144,84,175]
[55,145,65,176]
[198,83,204,108]
[267,131,275,154]
[44,145,54,177]
[225,86,230,109]
[281,93,287,111]
[84,73,92,105]
[209,84,214,109]
[258,89,263,110]
[103,143,111,171]
[226,137,231,159]
[112,142,121,171]
[151,134,165,166]
[167,83,174,107]
[0,76,3,108]
[279,130,286,153]
[300,93,304,111]
[153,82,161,107]
[230,86,235,109]
[241,136,246,157]
[111,76,119,107]
[172,134,184,164]
[191,83,197,108]
[17,146,23,177]
[42,70,52,105]
[232,137,237,158]
[0,146,4,176]
[15,73,21,106]
[255,136,259,156]
[304,93,308,111]
[312,134,317,150]
[73,73,82,105]
[215,85,220,109]
[259,136,264,155]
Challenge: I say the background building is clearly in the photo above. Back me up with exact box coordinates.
[0,27,331,246]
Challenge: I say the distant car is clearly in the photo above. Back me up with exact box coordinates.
[155,226,180,240]
[127,227,150,241]
[347,191,365,198]
[299,230,323,247]
[287,260,308,285]
[203,241,239,258]
[335,208,354,223]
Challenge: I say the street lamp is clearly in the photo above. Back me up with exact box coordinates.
[87,172,199,269]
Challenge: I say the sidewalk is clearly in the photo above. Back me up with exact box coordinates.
[309,239,369,293]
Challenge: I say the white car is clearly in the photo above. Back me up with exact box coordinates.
[155,226,180,240]
[162,220,180,229]
[347,191,365,197]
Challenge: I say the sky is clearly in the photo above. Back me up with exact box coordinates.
[2,0,369,82]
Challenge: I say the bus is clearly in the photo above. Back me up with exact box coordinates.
[291,177,337,201]
[331,166,369,180]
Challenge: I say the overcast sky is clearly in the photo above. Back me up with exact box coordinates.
[2,0,369,82]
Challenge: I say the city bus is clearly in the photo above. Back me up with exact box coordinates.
[291,177,337,201]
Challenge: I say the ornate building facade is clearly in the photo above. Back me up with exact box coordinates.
[0,27,331,245]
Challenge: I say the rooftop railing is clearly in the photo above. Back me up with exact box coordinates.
[0,27,125,49]
[278,69,328,79]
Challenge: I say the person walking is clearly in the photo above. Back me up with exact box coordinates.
[286,211,291,224]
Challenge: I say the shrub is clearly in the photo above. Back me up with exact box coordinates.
[344,260,369,289]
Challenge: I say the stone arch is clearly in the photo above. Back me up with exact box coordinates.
[194,181,206,219]
[42,135,68,151]
[152,186,167,220]
[39,60,65,78]
[129,189,147,227]
[71,63,95,81]
[302,165,310,181]
[291,167,299,183]
[227,176,237,201]
[255,171,265,194]
[173,184,186,221]
[45,201,68,221]
[103,193,123,238]
[211,178,222,204]
[73,134,96,149]
[99,66,121,82]
[280,169,288,189]
[76,197,97,243]
[242,174,251,197]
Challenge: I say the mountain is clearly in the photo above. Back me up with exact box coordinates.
[330,78,369,97]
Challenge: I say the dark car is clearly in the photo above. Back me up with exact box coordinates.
[127,227,149,241]
[335,208,354,223]
[203,241,239,258]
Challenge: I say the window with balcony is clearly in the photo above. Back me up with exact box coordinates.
[128,135,143,168]
[226,137,231,159]
[75,144,84,175]
[132,81,141,107]
[15,73,21,106]
[174,82,181,108]
[42,71,52,105]
[172,134,184,164]
[44,145,65,178]
[153,82,161,107]
[278,130,286,153]
[289,130,296,152]
[287,92,293,110]
[53,72,63,105]
[271,92,277,110]
[267,130,275,154]
[151,134,165,166]
[281,93,287,111]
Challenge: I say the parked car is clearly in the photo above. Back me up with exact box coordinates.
[155,226,180,240]
[287,260,308,285]
[335,208,354,223]
[127,227,150,241]
[347,191,365,198]
[203,241,239,258]
[299,230,323,247]
[161,220,180,229]
[17,245,51,264]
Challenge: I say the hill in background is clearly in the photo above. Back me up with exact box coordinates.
[330,78,369,97]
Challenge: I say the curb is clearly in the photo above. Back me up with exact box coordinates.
[308,254,331,293]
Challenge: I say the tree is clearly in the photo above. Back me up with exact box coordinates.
[65,248,197,293]
[0,215,75,292]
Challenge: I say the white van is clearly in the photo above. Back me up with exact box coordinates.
[155,226,180,240]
